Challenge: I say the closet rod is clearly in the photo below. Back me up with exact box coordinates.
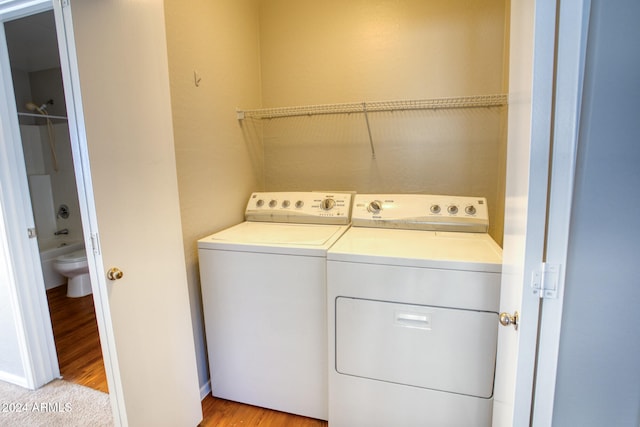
[237,93,507,120]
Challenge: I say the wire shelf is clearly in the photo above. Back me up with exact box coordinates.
[237,94,508,120]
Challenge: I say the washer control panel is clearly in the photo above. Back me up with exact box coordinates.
[245,192,353,225]
[353,194,489,232]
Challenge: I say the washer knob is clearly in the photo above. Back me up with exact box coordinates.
[282,200,290,208]
[269,199,277,208]
[295,200,304,208]
[448,205,459,214]
[465,205,477,215]
[368,200,383,214]
[320,198,336,211]
[256,199,264,207]
[430,204,441,214]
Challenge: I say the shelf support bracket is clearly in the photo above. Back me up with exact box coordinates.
[362,102,376,159]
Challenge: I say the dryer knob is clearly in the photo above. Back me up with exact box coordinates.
[430,204,441,214]
[448,205,459,214]
[368,200,383,214]
[256,199,264,207]
[465,205,477,215]
[320,198,336,211]
[269,199,277,208]
[295,200,304,208]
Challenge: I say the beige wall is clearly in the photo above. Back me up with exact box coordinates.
[260,0,507,104]
[256,0,508,242]
[164,0,263,389]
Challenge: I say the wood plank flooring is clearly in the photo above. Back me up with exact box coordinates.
[46,284,108,393]
[46,284,328,426]
[200,398,327,427]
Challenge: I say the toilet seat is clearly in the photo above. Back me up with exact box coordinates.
[56,250,87,263]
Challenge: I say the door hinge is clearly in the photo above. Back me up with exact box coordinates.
[27,228,37,238]
[90,232,101,255]
[531,263,560,299]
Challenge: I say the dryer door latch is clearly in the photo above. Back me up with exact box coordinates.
[531,263,560,299]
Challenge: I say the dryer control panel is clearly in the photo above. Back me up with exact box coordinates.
[245,192,353,225]
[351,194,489,232]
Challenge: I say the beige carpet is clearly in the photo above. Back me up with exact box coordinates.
[0,379,112,426]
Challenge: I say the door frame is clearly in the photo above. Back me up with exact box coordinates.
[531,0,591,424]
[0,0,61,390]
[494,0,591,425]
[492,0,558,423]
[0,0,125,424]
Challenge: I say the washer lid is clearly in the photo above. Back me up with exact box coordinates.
[57,249,87,262]
[198,222,350,256]
[327,227,502,272]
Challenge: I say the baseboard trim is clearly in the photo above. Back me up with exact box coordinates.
[0,371,29,389]
[200,380,211,400]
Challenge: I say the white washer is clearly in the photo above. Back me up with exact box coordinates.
[198,191,352,420]
[327,194,502,427]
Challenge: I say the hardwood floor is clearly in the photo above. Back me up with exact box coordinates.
[199,397,327,427]
[47,284,328,426]
[46,284,108,393]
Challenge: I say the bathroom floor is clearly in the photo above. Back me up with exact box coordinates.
[46,285,108,393]
[47,285,327,425]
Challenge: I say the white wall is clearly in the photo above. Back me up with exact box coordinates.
[11,54,84,250]
[552,0,640,425]
[19,66,82,246]
[20,123,83,247]
[10,68,32,123]
[45,124,82,243]
[28,67,66,118]
[0,204,26,383]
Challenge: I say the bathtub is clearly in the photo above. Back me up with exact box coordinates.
[39,240,85,290]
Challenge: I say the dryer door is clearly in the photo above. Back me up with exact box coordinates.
[336,297,498,398]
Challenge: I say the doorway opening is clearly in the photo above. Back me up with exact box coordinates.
[3,9,107,394]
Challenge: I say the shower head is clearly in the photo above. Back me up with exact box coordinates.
[26,101,45,113]
[25,100,52,114]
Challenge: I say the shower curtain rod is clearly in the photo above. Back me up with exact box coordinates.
[18,112,68,121]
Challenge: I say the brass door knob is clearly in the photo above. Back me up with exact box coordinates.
[499,311,519,330]
[107,267,124,281]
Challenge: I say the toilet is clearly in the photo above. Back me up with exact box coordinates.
[53,249,92,298]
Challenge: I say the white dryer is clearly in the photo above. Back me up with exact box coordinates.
[327,194,502,427]
[198,191,352,420]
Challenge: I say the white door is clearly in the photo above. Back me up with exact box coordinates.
[53,1,202,426]
[524,0,591,424]
[493,0,590,425]
[492,0,558,425]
